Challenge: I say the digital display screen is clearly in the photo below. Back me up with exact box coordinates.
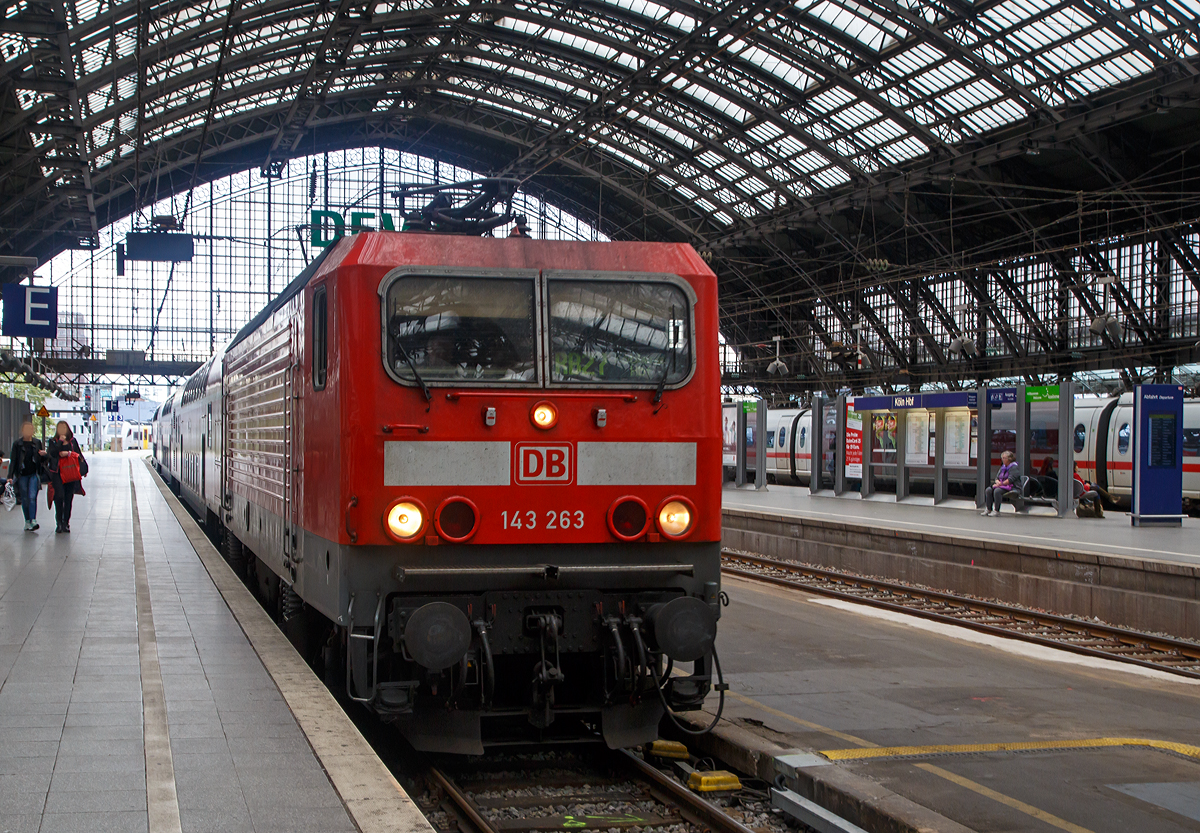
[1149,414,1177,468]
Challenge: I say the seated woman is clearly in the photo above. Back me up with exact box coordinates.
[981,451,1020,516]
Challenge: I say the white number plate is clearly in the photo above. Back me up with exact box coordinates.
[500,509,585,530]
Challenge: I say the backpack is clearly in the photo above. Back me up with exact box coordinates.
[58,451,83,484]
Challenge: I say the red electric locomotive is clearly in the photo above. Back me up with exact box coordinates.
[158,205,723,753]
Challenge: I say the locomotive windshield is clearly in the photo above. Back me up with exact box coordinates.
[548,280,692,386]
[385,275,537,383]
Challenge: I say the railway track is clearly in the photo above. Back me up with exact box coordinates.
[423,748,774,833]
[722,549,1200,681]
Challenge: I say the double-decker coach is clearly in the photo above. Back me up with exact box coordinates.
[158,228,724,753]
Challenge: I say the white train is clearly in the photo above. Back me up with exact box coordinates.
[748,393,1200,511]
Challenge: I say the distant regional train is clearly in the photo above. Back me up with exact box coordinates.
[725,395,1200,511]
[152,230,723,754]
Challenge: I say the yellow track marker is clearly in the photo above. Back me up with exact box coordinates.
[915,764,1095,833]
[820,737,1200,761]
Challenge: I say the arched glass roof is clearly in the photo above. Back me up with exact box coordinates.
[2,0,1199,389]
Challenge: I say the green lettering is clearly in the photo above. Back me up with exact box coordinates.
[350,211,374,232]
[380,212,395,231]
[311,210,345,247]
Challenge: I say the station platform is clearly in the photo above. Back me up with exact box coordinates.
[724,484,1200,568]
[0,454,428,833]
[700,572,1200,833]
[722,484,1200,640]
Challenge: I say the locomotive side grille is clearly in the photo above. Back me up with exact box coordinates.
[225,322,293,517]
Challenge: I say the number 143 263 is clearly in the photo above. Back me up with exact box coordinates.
[500,510,584,530]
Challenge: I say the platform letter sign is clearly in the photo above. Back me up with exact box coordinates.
[1131,384,1184,527]
[1,284,57,339]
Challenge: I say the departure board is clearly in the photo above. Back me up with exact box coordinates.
[1149,413,1177,468]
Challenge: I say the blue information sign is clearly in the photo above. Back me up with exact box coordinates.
[854,391,977,411]
[1,283,58,339]
[1131,384,1184,527]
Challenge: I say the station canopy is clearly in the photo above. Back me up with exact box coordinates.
[2,0,1200,390]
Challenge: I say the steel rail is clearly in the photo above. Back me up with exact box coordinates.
[428,750,761,833]
[722,549,1200,681]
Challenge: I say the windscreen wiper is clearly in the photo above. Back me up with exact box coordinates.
[393,337,433,409]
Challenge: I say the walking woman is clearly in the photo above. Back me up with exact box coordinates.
[7,420,46,530]
[47,420,86,533]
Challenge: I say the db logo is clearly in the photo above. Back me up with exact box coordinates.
[515,443,573,484]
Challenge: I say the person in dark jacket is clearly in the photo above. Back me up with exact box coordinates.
[47,420,85,533]
[8,420,46,530]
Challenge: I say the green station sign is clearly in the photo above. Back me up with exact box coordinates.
[1025,385,1060,403]
[741,401,758,413]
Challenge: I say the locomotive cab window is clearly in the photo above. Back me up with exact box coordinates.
[547,277,693,387]
[312,286,328,390]
[383,273,537,384]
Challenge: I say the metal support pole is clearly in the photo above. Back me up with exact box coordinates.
[834,395,847,495]
[809,397,823,495]
[755,397,768,491]
[1015,385,1029,481]
[735,406,747,488]
[895,410,909,501]
[1057,381,1074,517]
[861,410,875,498]
[976,386,990,508]
[933,408,947,504]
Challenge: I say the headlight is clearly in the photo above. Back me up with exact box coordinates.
[385,498,426,542]
[656,497,695,539]
[530,401,558,429]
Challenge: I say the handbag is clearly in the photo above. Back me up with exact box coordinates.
[58,452,83,484]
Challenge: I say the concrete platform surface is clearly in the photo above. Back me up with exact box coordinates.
[725,484,1200,568]
[710,573,1200,832]
[0,454,358,833]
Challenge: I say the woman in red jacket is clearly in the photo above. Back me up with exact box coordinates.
[47,421,86,533]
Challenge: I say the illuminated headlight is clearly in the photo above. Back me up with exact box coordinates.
[531,401,558,429]
[385,499,426,542]
[656,497,695,539]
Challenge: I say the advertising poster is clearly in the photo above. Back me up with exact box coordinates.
[944,410,972,467]
[845,402,863,478]
[906,409,929,459]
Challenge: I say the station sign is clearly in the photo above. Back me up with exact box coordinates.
[853,391,977,411]
[1025,385,1060,403]
[740,401,757,413]
[1,283,57,339]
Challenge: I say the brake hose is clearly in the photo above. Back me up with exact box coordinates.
[631,626,726,736]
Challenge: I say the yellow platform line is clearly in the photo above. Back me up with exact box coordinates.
[915,764,1095,833]
[821,737,1200,761]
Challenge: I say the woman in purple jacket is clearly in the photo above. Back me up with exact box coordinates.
[982,451,1019,516]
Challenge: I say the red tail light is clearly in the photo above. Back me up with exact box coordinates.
[607,496,650,541]
[435,497,480,542]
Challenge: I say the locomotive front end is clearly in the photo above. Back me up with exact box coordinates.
[327,243,722,754]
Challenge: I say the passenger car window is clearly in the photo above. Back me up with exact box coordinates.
[799,426,807,448]
[779,427,787,448]
[548,280,691,386]
[1073,423,1085,454]
[384,275,537,384]
[1117,423,1131,455]
[312,287,327,390]
[1183,428,1200,458]
[765,431,774,449]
